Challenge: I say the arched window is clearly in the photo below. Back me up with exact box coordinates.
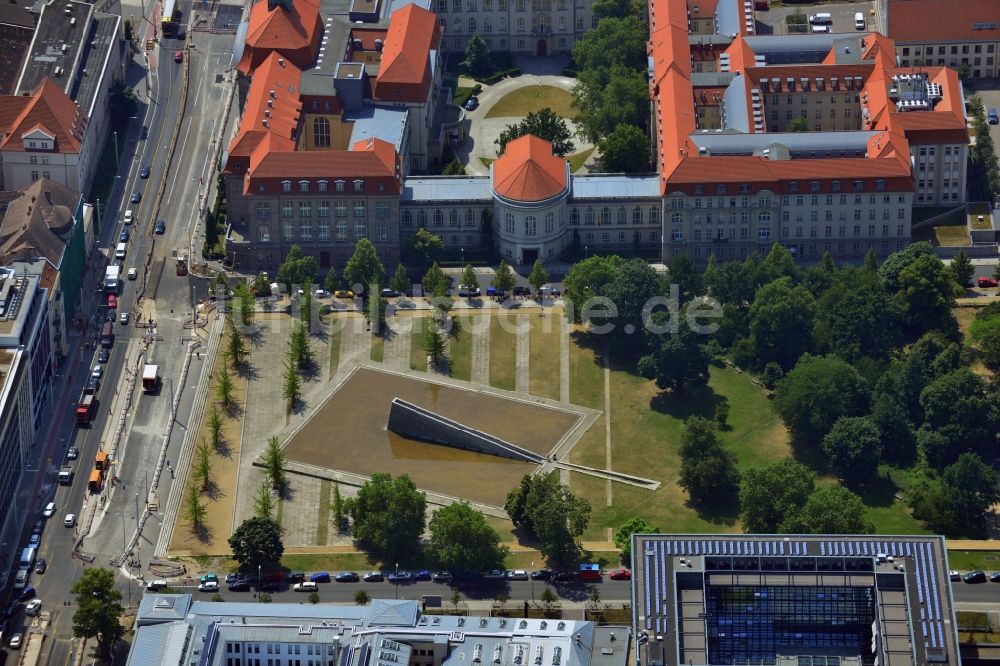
[417,210,427,227]
[505,213,515,234]
[570,208,579,225]
[633,207,642,225]
[465,209,475,225]
[402,210,412,227]
[649,207,660,224]
[618,207,627,225]
[313,117,330,148]
[433,210,444,226]
[600,207,610,225]
[584,208,594,225]
[450,209,459,226]
[525,216,537,236]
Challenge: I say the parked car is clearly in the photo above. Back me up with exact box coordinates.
[990,571,1000,582]
[107,294,117,309]
[154,220,166,234]
[964,570,987,583]
[25,599,41,616]
[609,568,632,580]
[530,569,552,580]
[120,311,130,325]
[413,570,432,581]
[332,572,356,583]
[29,533,40,547]
[949,570,962,581]
[9,633,22,649]
[288,572,306,584]
[512,286,531,297]
[363,571,384,582]
[35,559,46,574]
[139,166,150,179]
[380,288,400,298]
[989,107,999,125]
[224,573,244,584]
[552,571,576,583]
[458,287,481,298]
[119,230,130,243]
[464,96,479,111]
[97,349,109,364]
[228,580,250,591]
[92,365,103,380]
[128,267,138,280]
[131,191,142,203]
[200,573,219,584]
[198,581,219,592]
[64,513,76,527]
[314,289,330,298]
[43,502,56,518]
[388,571,412,583]
[20,587,36,601]
[506,570,528,581]
[293,581,319,592]
[432,571,452,583]
[979,277,999,288]
[335,289,355,299]
[482,570,506,581]
[309,572,332,583]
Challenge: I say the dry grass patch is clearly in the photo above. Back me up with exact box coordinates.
[484,85,578,119]
[529,313,561,400]
[449,316,475,381]
[489,315,518,391]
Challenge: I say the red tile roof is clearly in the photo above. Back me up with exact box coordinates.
[349,27,388,53]
[374,4,441,103]
[687,0,719,20]
[492,135,568,202]
[887,0,1000,43]
[236,0,322,75]
[862,61,968,145]
[244,147,401,194]
[0,78,85,153]
[226,52,302,172]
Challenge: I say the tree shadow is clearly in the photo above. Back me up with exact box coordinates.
[235,361,259,381]
[290,396,307,415]
[192,522,214,544]
[278,480,295,502]
[648,382,725,421]
[203,480,225,502]
[853,473,900,508]
[213,439,232,459]
[789,440,828,475]
[223,400,244,419]
[686,496,740,526]
[299,359,320,382]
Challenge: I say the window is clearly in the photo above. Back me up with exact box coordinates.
[336,221,348,240]
[299,201,311,217]
[335,180,345,192]
[525,216,537,236]
[353,202,365,218]
[671,212,683,225]
[516,0,524,9]
[517,17,525,31]
[469,17,476,31]
[283,221,295,241]
[353,180,364,192]
[259,225,270,242]
[484,17,492,31]
[313,118,330,147]
[300,221,312,241]
[255,202,271,219]
[505,213,515,233]
[355,222,367,239]
[649,207,659,224]
[545,213,554,233]
[600,207,611,225]
[402,210,413,227]
[281,180,292,193]
[318,180,328,192]
[378,224,389,241]
[319,221,331,241]
[335,202,347,217]
[617,207,627,225]
[318,201,330,217]
[450,209,459,227]
[281,202,294,218]
[633,207,643,225]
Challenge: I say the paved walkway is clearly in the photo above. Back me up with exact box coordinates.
[281,474,323,547]
[471,316,490,385]
[384,316,412,372]
[339,316,372,367]
[515,316,529,393]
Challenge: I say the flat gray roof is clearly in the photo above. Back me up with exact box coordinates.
[689,130,878,155]
[300,5,352,96]
[571,175,661,200]
[347,104,408,152]
[401,177,493,202]
[68,11,120,118]
[15,0,92,97]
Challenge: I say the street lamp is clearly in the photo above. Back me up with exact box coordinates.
[530,561,535,603]
[258,564,262,602]
[113,131,119,166]
[394,563,399,599]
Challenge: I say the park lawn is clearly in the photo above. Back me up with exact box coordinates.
[322,315,344,376]
[410,315,428,371]
[569,327,605,410]
[529,313,561,400]
[568,148,594,173]
[934,225,971,245]
[484,85,578,119]
[449,316,475,381]
[371,331,385,363]
[947,550,1000,570]
[489,315,517,391]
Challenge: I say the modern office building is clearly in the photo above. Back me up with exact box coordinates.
[631,534,960,666]
[127,596,629,666]
[881,0,1000,79]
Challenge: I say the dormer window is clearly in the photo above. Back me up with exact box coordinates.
[299,180,310,192]
[335,180,345,191]
[831,180,841,191]
[810,181,820,192]
[353,179,364,192]
[875,179,885,190]
[739,184,750,194]
[853,180,864,191]
[716,184,726,194]
[378,183,385,192]
[789,181,799,192]
[281,180,292,193]
[318,180,328,192]
[693,184,704,195]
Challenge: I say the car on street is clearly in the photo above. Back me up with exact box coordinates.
[306,571,329,582]
[200,573,219,584]
[86,375,99,391]
[989,107,999,125]
[154,220,166,234]
[380,288,401,298]
[92,364,103,380]
[174,49,183,62]
[432,571,452,583]
[67,446,80,459]
[990,571,1000,582]
[293,581,319,592]
[458,286,481,298]
[97,349,109,364]
[64,513,76,527]
[25,599,41,616]
[128,267,138,280]
[335,289,354,299]
[464,96,479,111]
[120,311,130,325]
[363,571,384,582]
[949,570,962,581]
[963,570,987,583]
[123,209,133,224]
[482,570,505,581]
[131,191,142,203]
[227,579,250,591]
[224,573,243,584]
[552,571,576,583]
[119,230,130,243]
[506,570,528,581]
[333,572,358,583]
[29,532,40,547]
[388,571,413,583]
[35,558,46,574]
[107,294,117,309]
[530,569,552,580]
[512,286,530,297]
[147,580,168,591]
[20,587,36,601]
[42,502,55,518]
[979,276,999,288]
[139,166,150,179]
[9,633,22,649]
[609,568,632,580]
[198,581,219,592]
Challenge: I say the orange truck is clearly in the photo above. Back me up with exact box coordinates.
[88,452,109,493]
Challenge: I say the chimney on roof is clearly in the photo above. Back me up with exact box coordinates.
[270,89,276,98]
[278,58,284,66]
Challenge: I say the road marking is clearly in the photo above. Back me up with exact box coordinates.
[168,121,193,197]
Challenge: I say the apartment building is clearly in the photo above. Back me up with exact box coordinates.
[882,0,1000,79]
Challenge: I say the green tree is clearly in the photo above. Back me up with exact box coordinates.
[785,485,874,534]
[638,312,712,392]
[572,65,650,142]
[289,320,313,369]
[496,108,575,156]
[613,516,659,561]
[773,354,869,445]
[235,283,256,331]
[918,368,998,469]
[282,360,301,411]
[940,453,1000,535]
[571,16,648,73]
[600,258,661,351]
[184,481,206,531]
[563,255,625,322]
[208,404,224,451]
[262,435,286,490]
[596,124,650,173]
[427,501,509,572]
[814,266,899,364]
[299,286,313,330]
[739,460,815,533]
[423,324,447,366]
[760,362,783,390]
[968,313,1000,370]
[528,258,549,294]
[309,591,320,604]
[226,317,247,367]
[71,568,124,657]
[878,241,936,293]
[491,260,516,294]
[677,417,739,506]
[668,253,703,301]
[344,238,386,295]
[443,159,466,175]
[354,590,371,605]
[540,587,558,605]
[348,473,427,563]
[216,364,235,409]
[895,253,957,336]
[411,228,445,271]
[462,33,494,77]
[950,251,974,288]
[748,277,816,370]
[253,481,276,519]
[276,245,319,293]
[785,116,810,132]
[870,373,917,463]
[863,248,879,272]
[592,0,642,19]
[324,267,339,294]
[821,416,882,486]
[109,80,138,124]
[194,440,212,492]
[331,482,347,532]
[390,263,410,295]
[422,262,449,297]
[504,472,591,565]
[228,516,284,569]
[460,264,478,295]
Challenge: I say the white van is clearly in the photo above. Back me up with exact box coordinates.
[811,24,830,33]
[809,12,832,24]
[854,12,865,29]
[115,242,127,260]
[14,568,28,589]
[123,209,134,225]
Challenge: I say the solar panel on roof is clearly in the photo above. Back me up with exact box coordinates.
[906,543,912,556]
[821,543,826,555]
[936,623,944,648]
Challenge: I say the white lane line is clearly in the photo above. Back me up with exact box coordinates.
[168,121,193,196]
